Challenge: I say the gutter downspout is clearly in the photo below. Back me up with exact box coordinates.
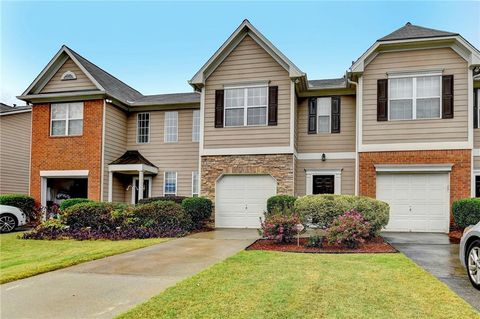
[347,77,359,196]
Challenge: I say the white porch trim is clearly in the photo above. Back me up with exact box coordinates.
[108,164,158,174]
[305,168,342,195]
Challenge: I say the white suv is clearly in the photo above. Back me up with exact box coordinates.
[0,205,27,233]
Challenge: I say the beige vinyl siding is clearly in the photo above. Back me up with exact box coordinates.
[102,103,128,202]
[362,48,468,144]
[41,58,97,93]
[0,112,31,194]
[295,159,355,196]
[125,109,199,200]
[297,96,356,152]
[474,157,480,170]
[475,130,480,149]
[204,35,291,149]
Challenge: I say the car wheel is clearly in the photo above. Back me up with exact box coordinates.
[466,239,480,290]
[0,214,18,233]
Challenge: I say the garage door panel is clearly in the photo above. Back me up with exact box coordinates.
[377,173,449,233]
[215,175,277,228]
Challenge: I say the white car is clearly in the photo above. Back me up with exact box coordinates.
[460,221,480,290]
[0,205,27,233]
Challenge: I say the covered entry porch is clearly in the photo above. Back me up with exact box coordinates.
[108,151,158,204]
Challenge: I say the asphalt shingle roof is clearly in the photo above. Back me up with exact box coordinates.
[130,92,200,106]
[0,103,31,114]
[109,150,157,167]
[378,22,458,42]
[308,77,346,89]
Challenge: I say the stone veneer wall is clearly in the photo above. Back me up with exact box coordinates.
[200,154,294,202]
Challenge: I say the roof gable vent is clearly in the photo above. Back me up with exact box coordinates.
[60,70,77,81]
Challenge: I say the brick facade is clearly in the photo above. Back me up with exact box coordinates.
[200,154,294,203]
[359,149,471,222]
[30,100,104,202]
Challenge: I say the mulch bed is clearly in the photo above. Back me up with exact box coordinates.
[246,237,397,254]
[448,230,463,244]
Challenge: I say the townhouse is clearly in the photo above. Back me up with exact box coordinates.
[14,20,480,232]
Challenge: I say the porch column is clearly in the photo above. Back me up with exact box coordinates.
[108,171,113,202]
[138,170,144,201]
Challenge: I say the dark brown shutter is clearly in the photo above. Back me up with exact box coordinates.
[377,79,388,121]
[215,90,224,128]
[475,89,479,129]
[268,86,278,126]
[331,96,341,133]
[442,75,454,119]
[308,97,317,134]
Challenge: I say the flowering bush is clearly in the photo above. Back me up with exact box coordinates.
[325,210,371,249]
[259,213,303,244]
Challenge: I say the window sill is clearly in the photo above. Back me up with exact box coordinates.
[49,134,84,138]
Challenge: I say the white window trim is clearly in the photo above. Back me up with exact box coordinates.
[192,110,200,142]
[163,171,177,196]
[387,73,442,121]
[224,85,268,127]
[192,171,199,197]
[50,102,84,136]
[132,176,152,204]
[136,112,150,144]
[164,111,178,143]
[305,168,342,195]
[317,97,332,134]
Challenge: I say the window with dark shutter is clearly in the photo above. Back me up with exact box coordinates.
[331,96,341,133]
[268,86,278,126]
[474,88,478,129]
[442,75,454,119]
[377,79,388,121]
[215,90,224,128]
[308,97,317,134]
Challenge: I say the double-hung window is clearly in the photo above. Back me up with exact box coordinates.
[224,85,268,127]
[164,171,177,196]
[192,171,199,197]
[164,111,178,143]
[51,102,83,136]
[317,97,331,133]
[192,110,200,142]
[389,74,441,121]
[136,113,150,144]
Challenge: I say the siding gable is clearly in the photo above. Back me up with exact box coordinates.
[41,58,97,93]
[204,35,291,149]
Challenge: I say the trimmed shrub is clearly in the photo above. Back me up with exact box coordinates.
[294,194,389,236]
[59,198,92,212]
[0,194,36,220]
[259,213,303,243]
[306,235,324,248]
[132,201,192,235]
[62,202,121,230]
[138,196,186,205]
[181,197,213,229]
[325,210,371,249]
[266,195,297,215]
[453,198,480,228]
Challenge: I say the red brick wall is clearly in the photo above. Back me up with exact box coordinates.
[359,150,471,223]
[30,100,103,202]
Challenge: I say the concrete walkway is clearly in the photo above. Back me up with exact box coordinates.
[383,232,480,311]
[0,229,258,319]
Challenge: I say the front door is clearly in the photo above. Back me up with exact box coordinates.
[133,177,151,204]
[312,175,335,194]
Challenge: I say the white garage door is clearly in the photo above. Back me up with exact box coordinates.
[216,175,277,228]
[376,173,449,233]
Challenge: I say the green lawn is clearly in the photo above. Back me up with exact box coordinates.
[0,231,168,284]
[119,251,479,319]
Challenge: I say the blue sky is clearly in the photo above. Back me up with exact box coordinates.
[1,1,479,105]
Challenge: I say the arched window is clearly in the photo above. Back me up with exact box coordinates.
[60,70,77,81]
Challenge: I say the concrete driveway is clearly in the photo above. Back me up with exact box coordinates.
[0,229,258,319]
[383,232,480,311]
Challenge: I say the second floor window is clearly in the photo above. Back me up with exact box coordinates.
[51,102,83,136]
[317,97,331,133]
[224,86,267,127]
[164,111,178,143]
[192,110,200,142]
[136,113,150,144]
[389,75,441,121]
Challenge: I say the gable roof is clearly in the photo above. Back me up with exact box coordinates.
[378,22,458,42]
[189,19,304,90]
